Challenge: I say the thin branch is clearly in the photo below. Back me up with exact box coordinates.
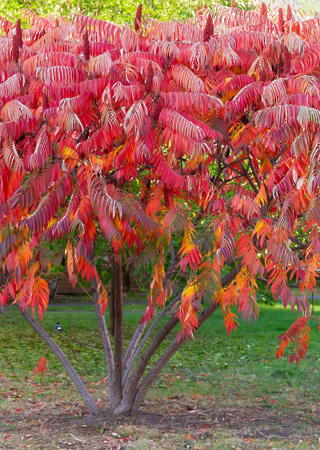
[163,253,180,289]
[57,333,103,350]
[218,174,244,189]
[20,308,101,416]
[238,160,259,193]
[124,266,241,407]
[256,277,299,288]
[90,253,115,392]
[123,321,147,373]
[131,298,220,412]
[248,156,261,188]
[122,294,181,389]
[123,314,179,407]
[269,145,287,166]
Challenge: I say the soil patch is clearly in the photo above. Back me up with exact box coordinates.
[1,395,320,449]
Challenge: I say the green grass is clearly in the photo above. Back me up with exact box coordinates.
[1,301,320,400]
[1,301,320,448]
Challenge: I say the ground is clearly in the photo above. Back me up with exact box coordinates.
[1,373,320,449]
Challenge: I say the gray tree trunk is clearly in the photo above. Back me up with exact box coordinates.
[20,308,101,416]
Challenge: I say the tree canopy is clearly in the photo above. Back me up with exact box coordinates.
[1,2,320,415]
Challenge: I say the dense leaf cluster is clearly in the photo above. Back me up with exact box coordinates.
[1,1,320,416]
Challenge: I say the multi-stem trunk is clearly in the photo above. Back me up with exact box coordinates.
[18,241,239,418]
[105,268,239,416]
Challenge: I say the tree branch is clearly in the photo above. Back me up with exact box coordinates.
[89,242,115,394]
[91,276,115,389]
[122,294,181,389]
[124,266,240,408]
[19,307,101,416]
[123,314,179,406]
[131,298,220,412]
[123,321,147,373]
[238,160,259,193]
[248,156,261,188]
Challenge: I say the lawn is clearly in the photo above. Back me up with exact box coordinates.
[1,301,320,448]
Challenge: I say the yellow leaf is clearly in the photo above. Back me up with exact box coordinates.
[60,146,79,170]
[253,219,267,236]
[254,184,267,206]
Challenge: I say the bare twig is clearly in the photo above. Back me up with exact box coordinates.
[69,433,86,443]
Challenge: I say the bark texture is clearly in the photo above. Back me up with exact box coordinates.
[111,253,124,411]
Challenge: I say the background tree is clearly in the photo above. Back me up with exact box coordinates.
[1,2,320,416]
[0,0,257,25]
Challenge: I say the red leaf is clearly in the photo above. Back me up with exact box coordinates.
[33,356,47,377]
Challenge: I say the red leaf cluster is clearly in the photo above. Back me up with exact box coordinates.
[261,2,268,17]
[203,14,213,42]
[83,30,90,61]
[134,4,142,33]
[0,3,319,364]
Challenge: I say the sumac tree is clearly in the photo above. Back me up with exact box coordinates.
[1,3,320,416]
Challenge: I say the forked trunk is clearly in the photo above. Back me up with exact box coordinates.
[18,241,239,418]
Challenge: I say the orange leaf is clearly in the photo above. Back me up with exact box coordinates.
[223,307,239,335]
[66,240,77,289]
[31,277,49,321]
[97,286,108,315]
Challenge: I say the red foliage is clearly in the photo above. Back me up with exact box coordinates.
[134,4,142,32]
[261,2,268,17]
[0,3,319,369]
[282,45,291,75]
[278,8,284,33]
[16,19,23,48]
[203,13,213,42]
[12,35,19,63]
[33,357,47,377]
[145,62,154,94]
[42,90,49,110]
[276,317,310,365]
[83,30,90,61]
